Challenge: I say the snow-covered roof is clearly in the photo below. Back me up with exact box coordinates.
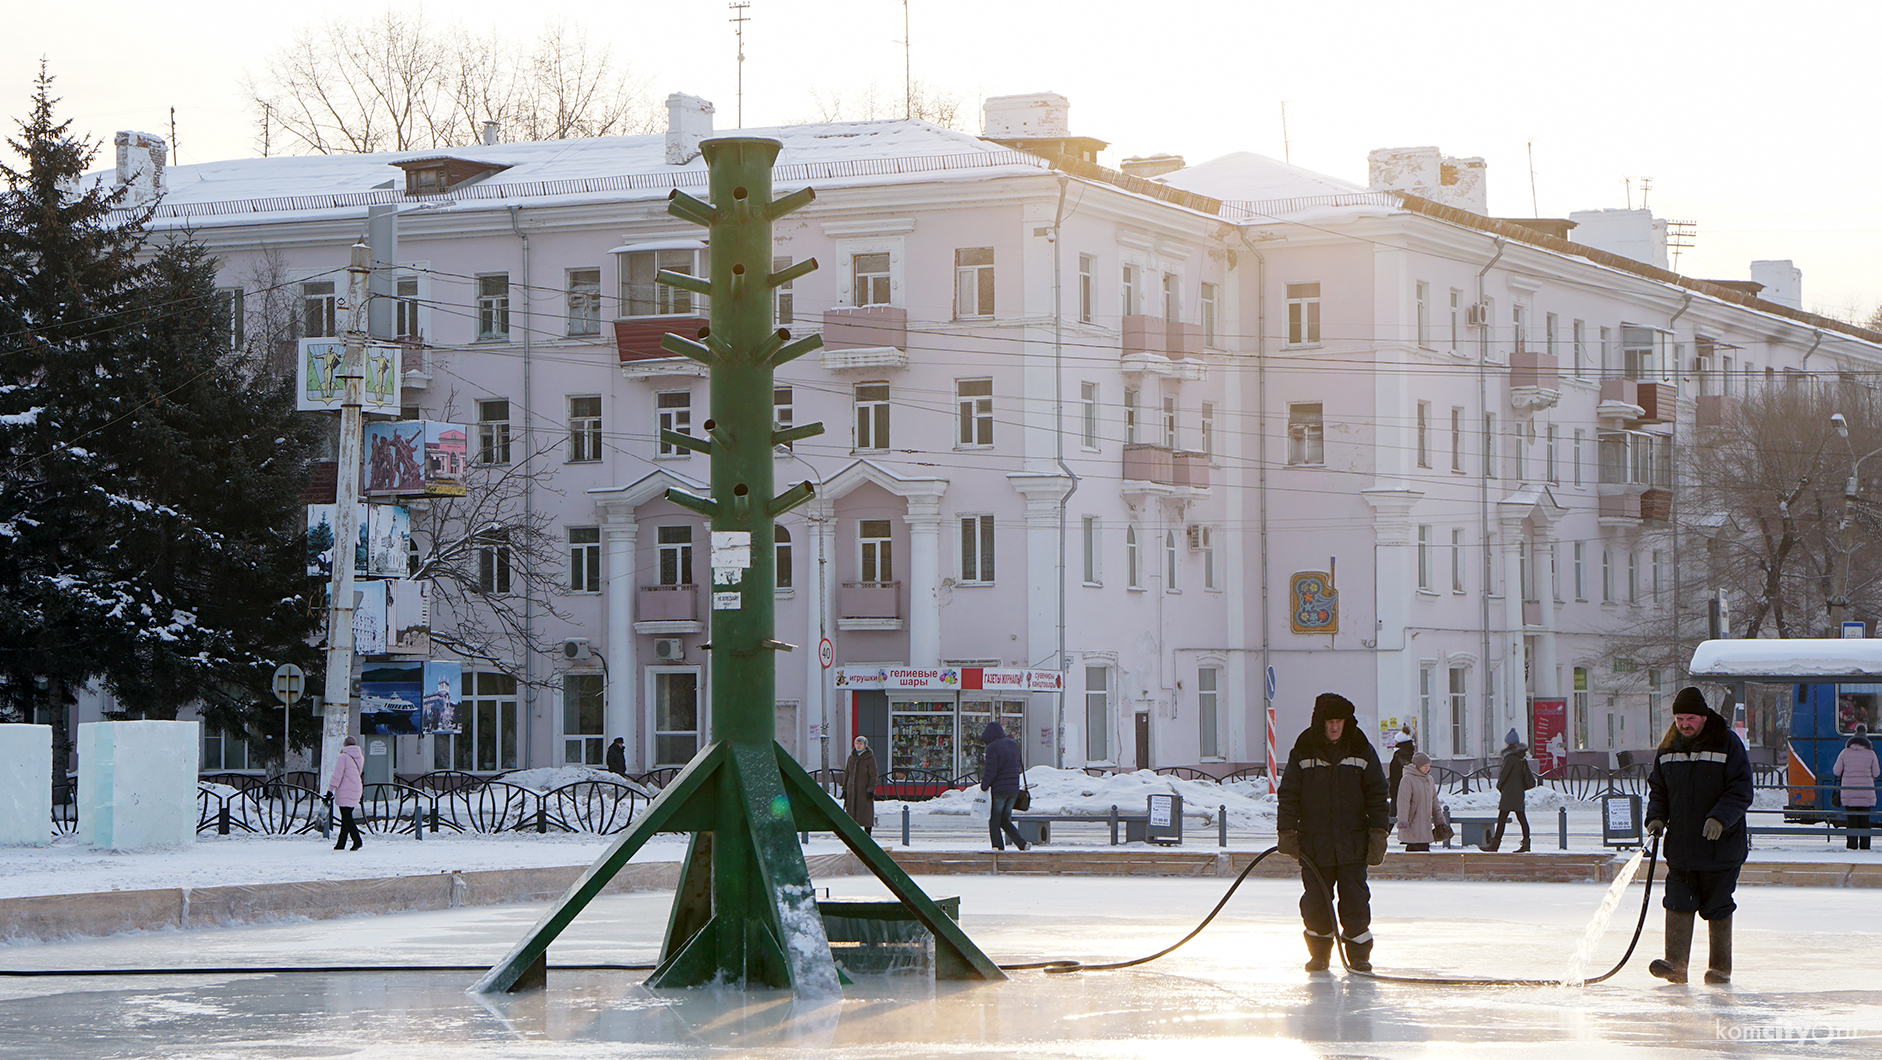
[99,120,1061,225]
[1159,151,1367,201]
[1688,638,1882,681]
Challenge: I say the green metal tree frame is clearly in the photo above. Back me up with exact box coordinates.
[474,137,1004,995]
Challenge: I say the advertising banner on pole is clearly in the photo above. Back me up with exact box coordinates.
[365,420,467,497]
[421,660,461,735]
[1532,698,1568,774]
[298,338,401,414]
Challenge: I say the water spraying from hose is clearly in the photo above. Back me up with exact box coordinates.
[1561,844,1648,986]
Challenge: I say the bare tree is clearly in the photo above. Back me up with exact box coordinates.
[802,79,970,131]
[246,8,656,155]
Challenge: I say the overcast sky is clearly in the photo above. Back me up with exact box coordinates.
[9,0,1882,318]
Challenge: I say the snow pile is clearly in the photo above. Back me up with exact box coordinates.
[882,766,1279,830]
[497,766,654,796]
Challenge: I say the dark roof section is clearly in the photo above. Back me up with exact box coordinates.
[1049,153,1224,217]
[1399,194,1882,346]
[1495,218,1579,241]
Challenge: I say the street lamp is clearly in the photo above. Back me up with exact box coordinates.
[1829,413,1882,631]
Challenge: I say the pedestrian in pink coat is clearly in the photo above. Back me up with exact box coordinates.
[1835,726,1880,852]
[326,736,366,851]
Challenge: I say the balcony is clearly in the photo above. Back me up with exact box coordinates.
[1123,444,1173,486]
[397,340,430,389]
[838,581,902,631]
[1509,350,1559,390]
[1120,315,1205,378]
[1171,451,1210,490]
[635,584,702,635]
[1640,488,1672,524]
[1122,445,1210,495]
[615,316,711,364]
[1598,492,1644,526]
[1634,381,1675,424]
[1696,394,1741,429]
[820,307,908,371]
[1167,321,1203,357]
[1121,315,1162,357]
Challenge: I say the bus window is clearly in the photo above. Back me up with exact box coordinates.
[1838,692,1878,734]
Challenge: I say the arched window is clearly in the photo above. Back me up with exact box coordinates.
[1125,525,1141,589]
[1165,529,1179,590]
[775,524,792,590]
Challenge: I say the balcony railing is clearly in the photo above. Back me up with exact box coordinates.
[1171,450,1210,489]
[637,584,698,622]
[839,581,901,620]
[614,316,711,363]
[1509,349,1559,390]
[1696,394,1740,428]
[1123,443,1173,484]
[823,306,907,350]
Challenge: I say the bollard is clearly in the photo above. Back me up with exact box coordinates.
[429,803,439,834]
[414,799,424,841]
[218,803,230,836]
[901,804,911,846]
[1109,804,1120,845]
[1219,804,1228,848]
[1559,806,1569,850]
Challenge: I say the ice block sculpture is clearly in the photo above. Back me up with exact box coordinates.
[0,724,52,846]
[78,720,200,850]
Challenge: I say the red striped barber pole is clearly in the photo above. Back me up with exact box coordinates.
[1266,703,1278,794]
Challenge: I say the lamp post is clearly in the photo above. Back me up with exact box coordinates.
[1829,413,1882,632]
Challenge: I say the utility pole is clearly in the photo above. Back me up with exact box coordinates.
[902,0,912,120]
[319,243,371,790]
[729,3,751,127]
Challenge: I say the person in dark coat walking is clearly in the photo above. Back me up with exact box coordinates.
[1481,729,1533,852]
[605,737,627,777]
[979,721,1029,851]
[1387,725,1415,817]
[1277,692,1390,972]
[842,736,878,835]
[1646,686,1754,984]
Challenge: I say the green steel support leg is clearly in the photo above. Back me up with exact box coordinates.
[774,745,1007,981]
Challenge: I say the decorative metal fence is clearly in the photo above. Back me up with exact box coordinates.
[191,772,651,837]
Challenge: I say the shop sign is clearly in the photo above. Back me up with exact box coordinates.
[835,666,1063,692]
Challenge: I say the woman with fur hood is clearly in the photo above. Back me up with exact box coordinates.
[1480,729,1533,853]
[1835,725,1880,851]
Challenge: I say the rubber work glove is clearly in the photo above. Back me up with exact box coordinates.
[1702,817,1724,841]
[1644,819,1665,837]
[1277,830,1301,858]
[1367,828,1389,866]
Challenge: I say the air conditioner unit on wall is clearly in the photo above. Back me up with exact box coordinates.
[562,638,592,662]
[653,638,685,662]
[1467,302,1490,328]
[1185,524,1209,551]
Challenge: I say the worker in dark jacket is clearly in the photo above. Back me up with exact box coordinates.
[1645,686,1753,985]
[1277,693,1390,972]
[979,721,1029,851]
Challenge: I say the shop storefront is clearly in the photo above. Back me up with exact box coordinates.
[836,667,1063,790]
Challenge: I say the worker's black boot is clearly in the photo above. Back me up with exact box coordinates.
[1303,932,1335,973]
[1703,915,1733,984]
[1342,934,1374,973]
[1650,910,1694,984]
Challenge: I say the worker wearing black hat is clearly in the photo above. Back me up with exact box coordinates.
[1277,692,1390,972]
[1645,686,1753,984]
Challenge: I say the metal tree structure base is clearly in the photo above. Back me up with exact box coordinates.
[474,138,1002,995]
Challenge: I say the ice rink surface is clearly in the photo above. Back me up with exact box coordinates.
[4,873,1879,1059]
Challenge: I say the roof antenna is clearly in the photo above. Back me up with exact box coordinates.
[1280,100,1292,164]
[1527,139,1539,216]
[728,2,751,128]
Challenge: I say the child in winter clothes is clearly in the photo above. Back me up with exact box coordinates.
[1835,725,1881,851]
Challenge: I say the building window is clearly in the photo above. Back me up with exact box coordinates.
[476,274,510,340]
[1198,525,1217,589]
[1520,541,1534,602]
[1415,281,1430,348]
[1287,402,1324,466]
[652,670,700,766]
[568,526,601,592]
[477,529,511,594]
[1419,665,1435,746]
[1573,319,1587,378]
[1085,665,1111,762]
[656,391,692,457]
[621,247,705,317]
[1417,525,1431,591]
[1448,666,1468,757]
[853,252,892,306]
[216,287,245,352]
[303,280,338,338]
[1078,254,1094,323]
[1081,516,1100,584]
[568,395,602,463]
[477,399,511,465]
[1512,302,1527,354]
[1201,402,1216,462]
[395,277,421,341]
[1285,282,1321,345]
[1602,547,1613,603]
[201,724,250,771]
[1448,289,1461,352]
[1573,668,1590,750]
[1162,273,1180,323]
[1451,527,1465,592]
[1126,525,1142,589]
[1573,429,1585,487]
[439,671,519,772]
[955,247,994,317]
[1200,282,1217,347]
[772,255,794,325]
[1417,402,1431,468]
[773,386,794,453]
[1163,395,1178,450]
[1081,382,1100,449]
[1451,407,1464,472]
[1123,388,1140,445]
[1652,549,1664,603]
[1622,325,1672,381]
[1483,413,1496,478]
[960,514,995,583]
[957,378,993,447]
[567,268,601,336]
[1546,424,1558,484]
[1545,312,1558,358]
[656,525,695,586]
[1165,529,1179,591]
[1574,541,1586,600]
[775,524,792,590]
[1647,669,1665,737]
[859,519,893,583]
[1121,264,1138,317]
[1198,667,1220,759]
[563,673,605,766]
[855,382,890,451]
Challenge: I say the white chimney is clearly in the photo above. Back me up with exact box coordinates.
[114,130,167,205]
[1750,260,1802,310]
[481,121,500,146]
[1367,147,1487,215]
[981,93,1071,140]
[665,93,715,165]
[1568,209,1669,270]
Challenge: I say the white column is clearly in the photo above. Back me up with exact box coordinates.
[598,501,639,766]
[804,498,836,776]
[1007,472,1073,670]
[1535,522,1560,700]
[1362,487,1424,731]
[1496,501,1530,739]
[906,494,944,667]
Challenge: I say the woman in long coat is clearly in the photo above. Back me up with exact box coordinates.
[842,736,878,835]
[1396,752,1440,851]
[1835,726,1880,851]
